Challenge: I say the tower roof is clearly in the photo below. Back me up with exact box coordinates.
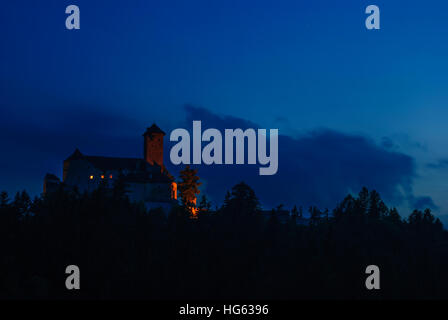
[65,148,84,161]
[143,123,165,136]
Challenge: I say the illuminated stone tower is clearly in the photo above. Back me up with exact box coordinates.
[143,124,166,167]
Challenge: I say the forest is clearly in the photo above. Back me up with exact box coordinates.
[0,169,447,300]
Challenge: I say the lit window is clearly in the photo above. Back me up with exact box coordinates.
[101,175,105,179]
[89,175,94,180]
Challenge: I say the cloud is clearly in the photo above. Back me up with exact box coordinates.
[166,105,434,211]
[0,97,438,213]
[380,134,428,153]
[381,137,396,150]
[0,98,144,196]
[427,158,448,170]
[411,196,439,211]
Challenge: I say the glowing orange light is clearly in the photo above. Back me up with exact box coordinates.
[89,175,94,180]
[109,174,113,179]
[171,182,178,200]
[101,175,105,179]
[189,206,199,219]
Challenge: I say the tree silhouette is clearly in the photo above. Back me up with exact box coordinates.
[291,205,298,218]
[0,191,9,208]
[198,194,211,213]
[298,206,303,219]
[178,165,201,215]
[13,190,31,217]
[0,184,447,300]
[223,182,260,217]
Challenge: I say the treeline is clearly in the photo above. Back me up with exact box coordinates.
[0,183,447,299]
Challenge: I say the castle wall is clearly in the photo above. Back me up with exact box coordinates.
[64,159,116,193]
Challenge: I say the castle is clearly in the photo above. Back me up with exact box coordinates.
[44,124,178,211]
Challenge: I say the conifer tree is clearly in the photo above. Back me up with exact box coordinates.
[0,191,9,208]
[227,182,260,216]
[13,190,31,216]
[291,205,298,218]
[178,165,201,213]
[198,194,211,212]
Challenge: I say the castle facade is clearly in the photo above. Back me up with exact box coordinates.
[44,124,177,211]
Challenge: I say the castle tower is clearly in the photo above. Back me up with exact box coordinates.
[143,124,166,166]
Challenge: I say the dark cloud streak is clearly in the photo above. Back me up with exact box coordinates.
[427,159,448,170]
[166,105,434,211]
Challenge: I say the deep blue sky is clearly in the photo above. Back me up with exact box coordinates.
[1,1,447,216]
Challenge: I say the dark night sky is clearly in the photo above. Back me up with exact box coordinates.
[1,0,447,216]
